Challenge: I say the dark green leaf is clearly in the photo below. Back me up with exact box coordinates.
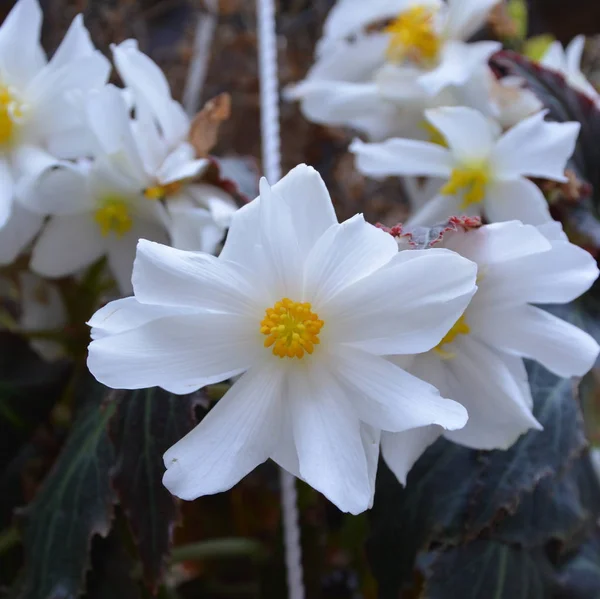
[0,331,70,472]
[555,528,600,599]
[109,388,200,592]
[368,353,587,595]
[17,379,115,599]
[421,542,555,599]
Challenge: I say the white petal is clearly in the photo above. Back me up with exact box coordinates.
[186,184,237,227]
[407,194,464,226]
[320,0,439,49]
[491,111,580,181]
[443,336,541,449]
[83,85,147,185]
[444,0,501,40]
[0,159,14,228]
[0,0,45,86]
[324,248,477,355]
[156,144,209,185]
[304,214,398,307]
[540,42,566,71]
[47,14,96,70]
[132,238,261,314]
[361,424,381,508]
[332,346,468,433]
[112,39,189,147]
[475,234,598,306]
[350,138,453,178]
[288,363,372,514]
[88,297,192,340]
[88,310,257,393]
[163,364,284,499]
[15,152,94,215]
[220,164,337,267]
[485,178,552,225]
[566,35,586,73]
[418,40,501,96]
[0,202,43,265]
[471,305,599,378]
[167,203,225,254]
[424,106,500,163]
[442,220,552,266]
[30,213,105,278]
[381,426,441,485]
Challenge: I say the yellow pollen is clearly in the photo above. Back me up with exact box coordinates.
[434,314,470,359]
[421,120,448,147]
[0,85,24,147]
[144,180,184,200]
[385,6,441,66]
[94,197,133,237]
[260,298,324,359]
[441,165,490,209]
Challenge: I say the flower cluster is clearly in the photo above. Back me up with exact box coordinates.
[0,0,238,305]
[6,0,600,517]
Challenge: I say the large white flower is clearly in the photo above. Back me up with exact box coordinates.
[382,220,600,483]
[351,106,580,226]
[27,85,170,294]
[112,40,237,252]
[86,164,478,514]
[0,0,110,261]
[541,35,599,103]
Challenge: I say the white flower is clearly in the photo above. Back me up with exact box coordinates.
[286,0,501,140]
[0,0,110,261]
[18,272,67,361]
[112,40,237,253]
[541,35,599,102]
[382,220,600,483]
[351,106,580,226]
[28,85,170,294]
[86,164,478,514]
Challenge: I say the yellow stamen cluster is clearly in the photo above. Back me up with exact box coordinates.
[0,85,23,146]
[260,298,324,359]
[144,180,184,200]
[385,6,441,66]
[94,197,133,237]
[434,314,470,359]
[441,165,490,209]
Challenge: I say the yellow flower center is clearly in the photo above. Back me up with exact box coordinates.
[385,6,441,66]
[434,314,470,359]
[260,298,324,359]
[421,120,448,147]
[94,197,133,237]
[144,180,184,200]
[0,85,24,147]
[441,165,490,209]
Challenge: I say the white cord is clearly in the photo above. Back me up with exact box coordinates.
[183,0,218,116]
[256,1,305,598]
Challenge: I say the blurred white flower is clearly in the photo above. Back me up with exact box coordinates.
[351,106,579,226]
[27,85,170,294]
[86,164,478,514]
[112,40,237,252]
[382,220,600,483]
[287,0,502,140]
[541,35,599,102]
[0,0,110,262]
[19,271,67,361]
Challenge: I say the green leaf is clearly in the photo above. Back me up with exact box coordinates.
[421,542,555,599]
[109,388,200,592]
[0,331,70,472]
[17,378,115,599]
[556,528,600,599]
[368,354,588,595]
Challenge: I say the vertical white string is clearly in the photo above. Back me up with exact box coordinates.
[256,1,305,598]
